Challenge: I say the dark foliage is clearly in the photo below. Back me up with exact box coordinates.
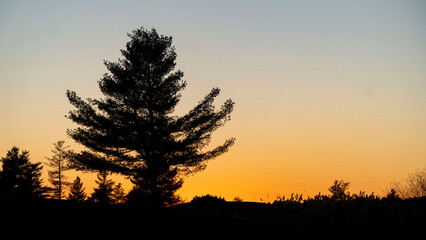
[386,188,399,199]
[182,194,426,238]
[1,193,425,238]
[89,171,116,204]
[272,196,425,238]
[66,27,235,207]
[89,171,126,204]
[189,194,226,209]
[113,183,126,204]
[328,179,350,200]
[0,146,48,197]
[126,167,182,206]
[67,176,86,201]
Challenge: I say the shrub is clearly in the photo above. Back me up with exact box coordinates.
[190,194,226,209]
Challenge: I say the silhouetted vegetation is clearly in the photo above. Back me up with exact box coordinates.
[328,179,350,200]
[1,152,425,238]
[233,196,243,202]
[1,25,424,238]
[66,27,235,207]
[67,176,86,201]
[391,168,426,198]
[112,183,126,204]
[386,188,400,199]
[89,171,125,204]
[45,141,71,199]
[190,194,226,209]
[0,146,48,197]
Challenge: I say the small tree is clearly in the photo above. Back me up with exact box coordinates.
[328,179,350,200]
[0,146,48,197]
[89,171,116,204]
[385,188,399,199]
[233,196,243,202]
[45,141,71,200]
[112,183,126,204]
[67,176,86,201]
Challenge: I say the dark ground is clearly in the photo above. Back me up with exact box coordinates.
[1,196,424,239]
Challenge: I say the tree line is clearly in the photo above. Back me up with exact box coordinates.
[0,144,126,203]
[1,143,424,205]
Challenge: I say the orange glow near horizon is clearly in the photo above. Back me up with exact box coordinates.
[1,1,425,202]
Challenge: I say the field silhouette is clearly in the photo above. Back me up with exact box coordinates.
[1,193,424,239]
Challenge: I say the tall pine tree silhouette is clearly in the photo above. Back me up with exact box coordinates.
[66,27,235,207]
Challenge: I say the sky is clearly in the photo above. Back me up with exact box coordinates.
[0,0,425,202]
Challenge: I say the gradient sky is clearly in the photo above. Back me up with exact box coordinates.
[1,0,425,202]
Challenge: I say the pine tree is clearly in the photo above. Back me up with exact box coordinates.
[89,171,115,204]
[67,176,86,201]
[45,141,71,200]
[0,146,48,197]
[112,183,126,204]
[67,27,235,207]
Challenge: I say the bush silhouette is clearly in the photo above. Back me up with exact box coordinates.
[190,194,226,209]
[328,179,350,200]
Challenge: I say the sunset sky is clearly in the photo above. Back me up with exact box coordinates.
[1,0,425,202]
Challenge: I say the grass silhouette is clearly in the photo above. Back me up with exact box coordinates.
[1,194,424,239]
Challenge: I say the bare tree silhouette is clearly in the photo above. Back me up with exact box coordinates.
[391,169,426,198]
[45,141,71,200]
